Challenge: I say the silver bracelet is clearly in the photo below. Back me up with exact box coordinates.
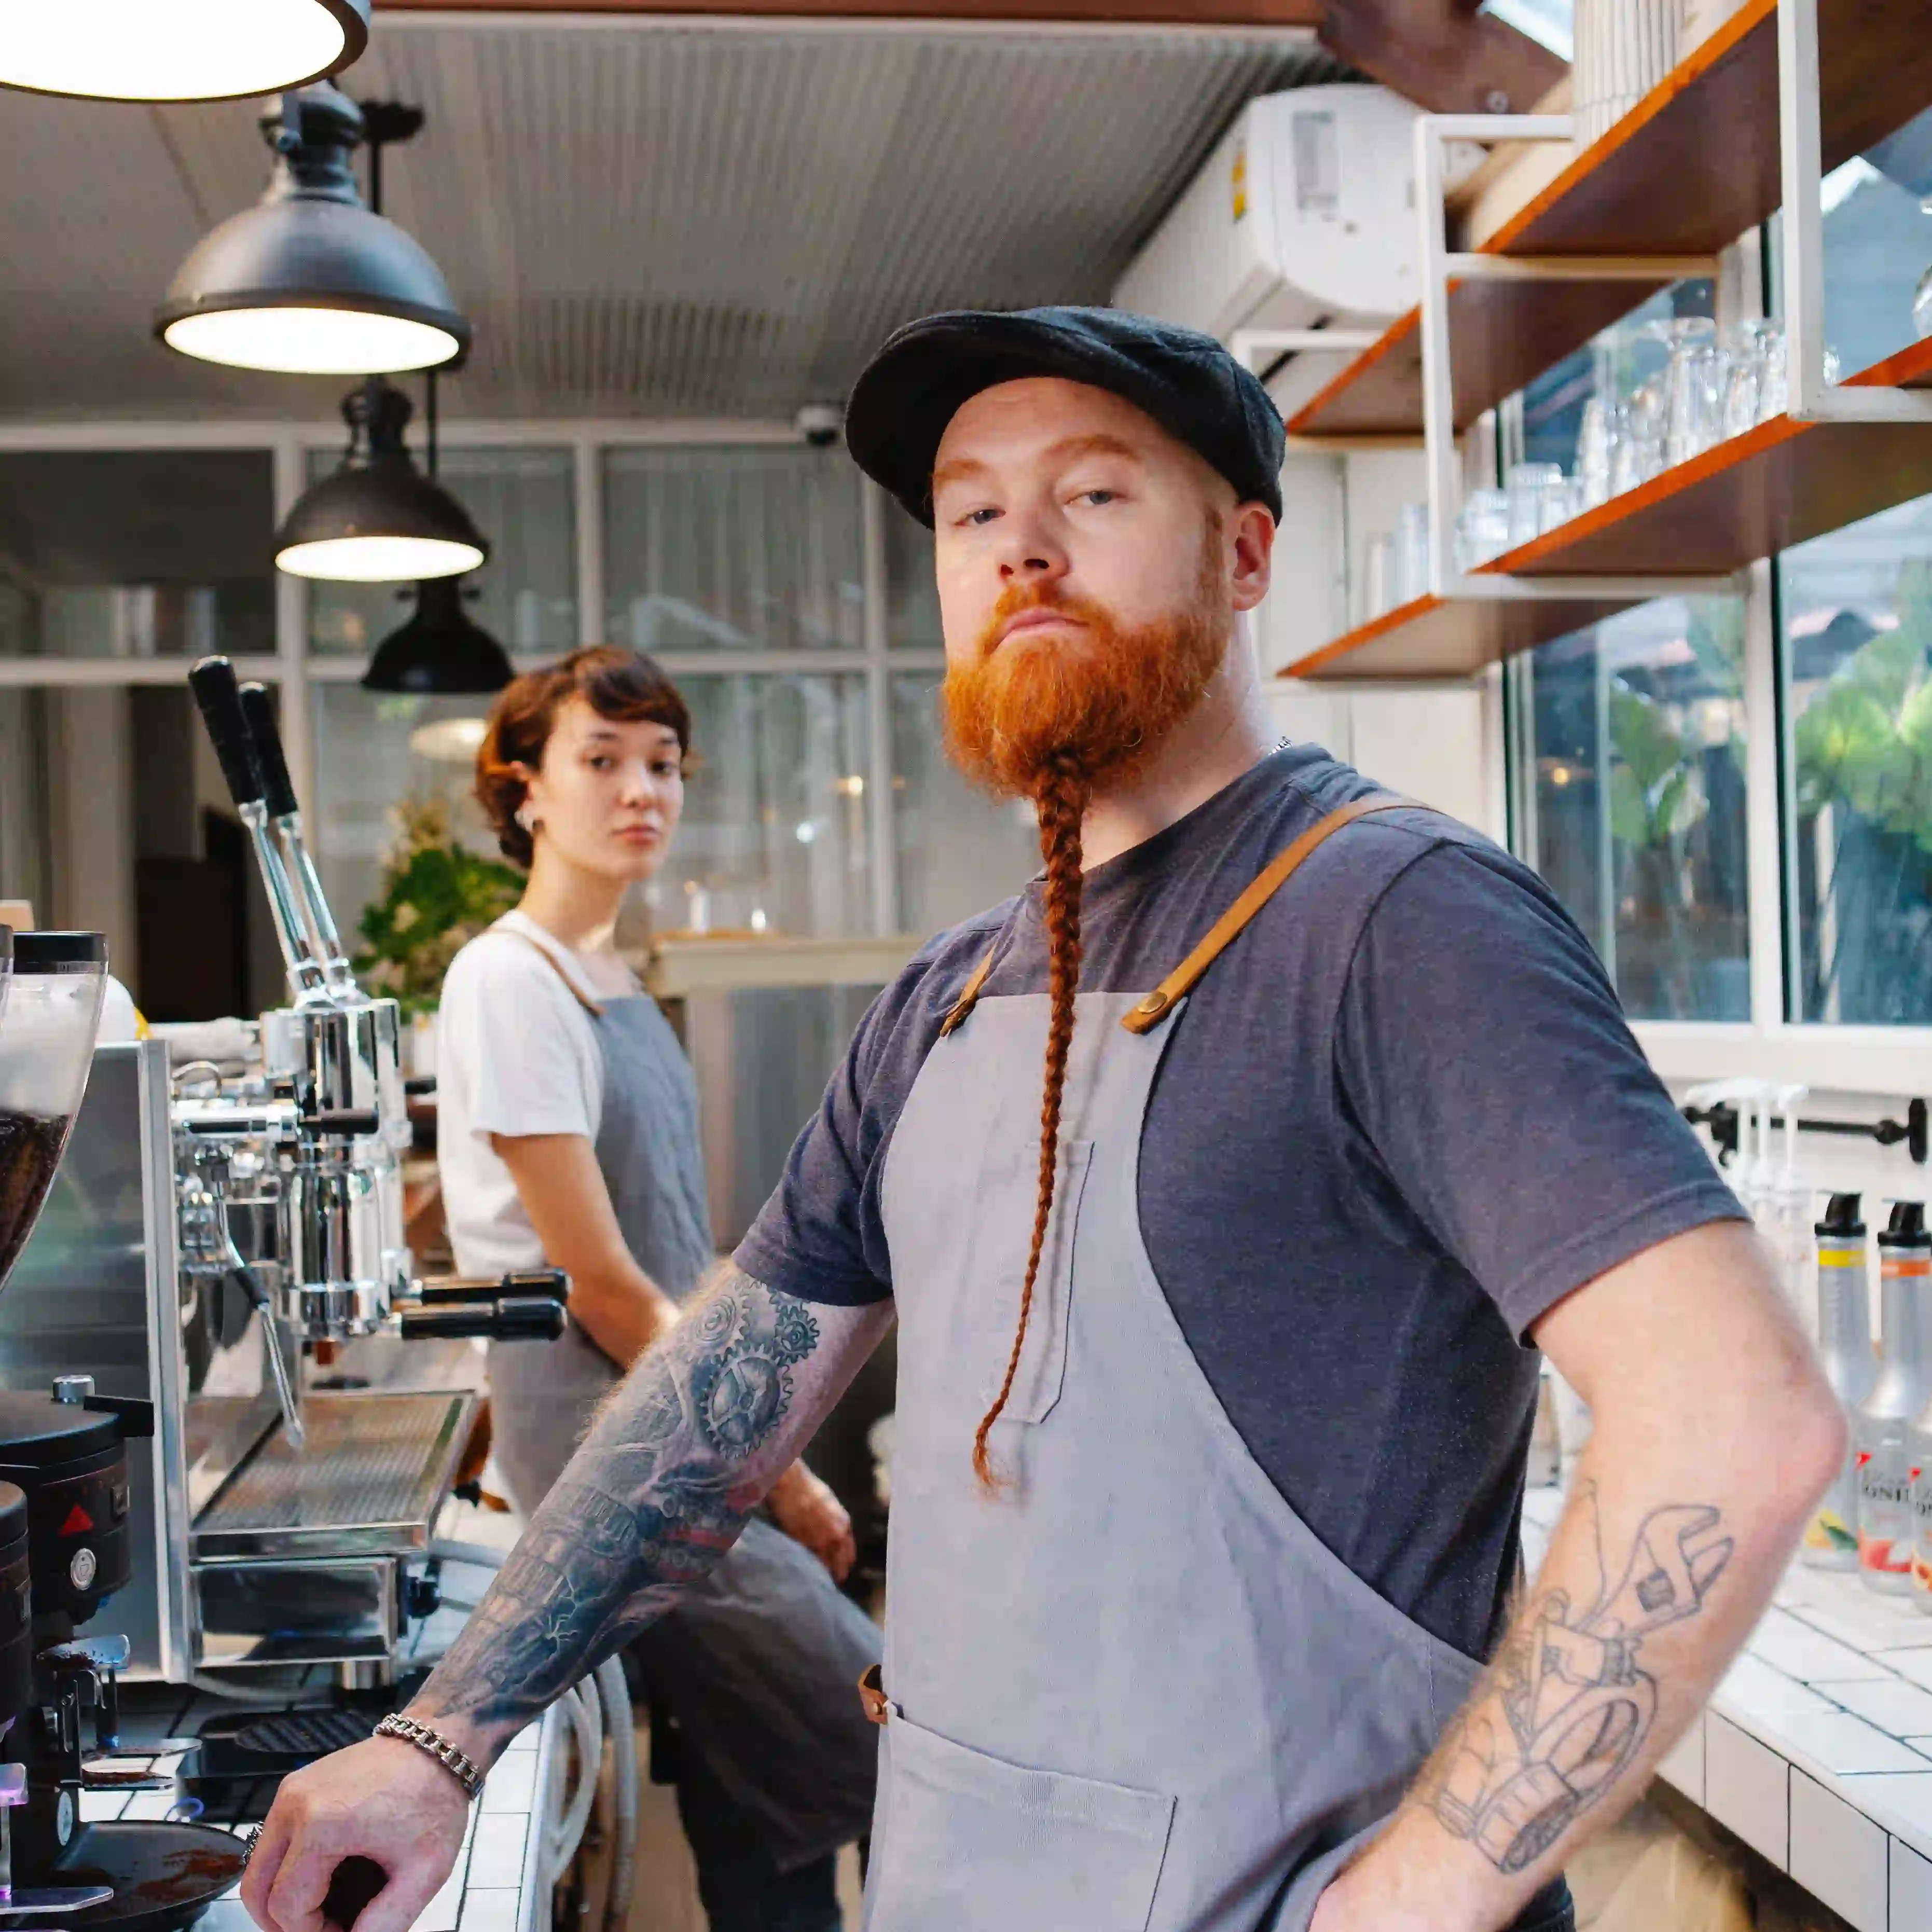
[373,1714,485,1802]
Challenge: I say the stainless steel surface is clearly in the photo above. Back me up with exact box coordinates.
[194,1556,398,1668]
[0,1042,182,1681]
[192,1390,475,1561]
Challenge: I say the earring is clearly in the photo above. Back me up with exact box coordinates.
[516,803,537,834]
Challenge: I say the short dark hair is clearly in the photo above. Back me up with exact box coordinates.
[475,646,692,868]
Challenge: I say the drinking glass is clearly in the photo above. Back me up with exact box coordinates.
[1362,534,1394,622]
[1455,488,1511,571]
[1577,396,1618,508]
[1505,463,1565,547]
[1720,323,1774,438]
[1916,197,1932,340]
[1756,326,1789,421]
[1611,380,1667,492]
[1392,501,1431,604]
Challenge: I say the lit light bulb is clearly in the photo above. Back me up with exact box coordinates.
[162,309,462,377]
[0,0,364,102]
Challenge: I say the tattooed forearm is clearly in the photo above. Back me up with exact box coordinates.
[409,1267,891,1757]
[1411,1482,1734,1875]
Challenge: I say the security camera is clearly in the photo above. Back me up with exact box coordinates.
[795,403,843,448]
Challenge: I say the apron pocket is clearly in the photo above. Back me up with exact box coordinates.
[865,1713,1174,1932]
[1000,1138,1093,1426]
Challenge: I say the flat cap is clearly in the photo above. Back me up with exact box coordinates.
[844,305,1285,529]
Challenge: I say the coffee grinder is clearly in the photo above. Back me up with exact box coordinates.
[0,928,245,1925]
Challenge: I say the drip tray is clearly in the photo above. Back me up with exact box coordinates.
[191,1391,475,1562]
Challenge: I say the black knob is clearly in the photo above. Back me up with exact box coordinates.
[188,657,264,809]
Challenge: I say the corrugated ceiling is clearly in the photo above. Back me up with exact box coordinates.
[0,16,1340,421]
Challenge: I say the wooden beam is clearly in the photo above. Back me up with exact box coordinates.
[376,0,1327,23]
[1318,0,1566,114]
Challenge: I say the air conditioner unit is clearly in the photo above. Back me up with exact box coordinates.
[1113,85,1476,347]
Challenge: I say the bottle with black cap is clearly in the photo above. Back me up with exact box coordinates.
[1855,1201,1932,1593]
[1804,1194,1874,1569]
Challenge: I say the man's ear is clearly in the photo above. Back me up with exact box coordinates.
[1229,502,1275,613]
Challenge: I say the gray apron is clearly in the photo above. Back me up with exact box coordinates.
[865,806,1562,1932]
[486,940,880,1872]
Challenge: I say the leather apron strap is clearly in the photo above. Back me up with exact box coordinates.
[496,925,606,1018]
[1122,795,1414,1034]
[937,795,1416,1041]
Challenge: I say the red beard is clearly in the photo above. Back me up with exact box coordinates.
[941,522,1230,800]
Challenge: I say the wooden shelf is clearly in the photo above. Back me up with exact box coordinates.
[1282,337,1932,682]
[1284,592,1638,681]
[1285,0,1932,441]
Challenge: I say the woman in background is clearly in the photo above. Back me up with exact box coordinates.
[436,646,878,1932]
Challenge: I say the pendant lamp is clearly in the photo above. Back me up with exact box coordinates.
[156,86,468,376]
[0,0,367,102]
[363,579,515,695]
[276,378,489,583]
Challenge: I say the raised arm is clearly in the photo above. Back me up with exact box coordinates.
[1312,1221,1844,1932]
[241,1266,893,1932]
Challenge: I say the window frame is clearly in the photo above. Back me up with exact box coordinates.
[0,413,948,948]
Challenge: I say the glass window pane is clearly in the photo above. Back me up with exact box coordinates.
[1781,492,1932,1025]
[603,447,865,652]
[891,673,1038,936]
[1771,102,1932,379]
[885,495,943,650]
[308,446,577,658]
[665,673,872,939]
[0,686,52,922]
[1519,596,1750,1020]
[0,451,274,658]
[310,686,514,995]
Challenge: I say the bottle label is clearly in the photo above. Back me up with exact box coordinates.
[1915,1466,1932,1593]
[1807,1451,1860,1557]
[1858,1445,1914,1574]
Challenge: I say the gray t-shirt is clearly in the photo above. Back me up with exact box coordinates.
[737,742,1744,1659]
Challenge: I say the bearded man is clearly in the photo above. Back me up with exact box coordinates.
[241,310,1841,1932]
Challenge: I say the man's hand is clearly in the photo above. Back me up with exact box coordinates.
[767,1461,857,1583]
[241,1736,471,1932]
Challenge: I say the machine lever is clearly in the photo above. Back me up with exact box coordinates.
[397,1295,566,1343]
[81,1392,154,1439]
[237,681,300,820]
[302,1109,381,1138]
[187,657,265,810]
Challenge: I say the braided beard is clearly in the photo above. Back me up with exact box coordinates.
[943,523,1231,1485]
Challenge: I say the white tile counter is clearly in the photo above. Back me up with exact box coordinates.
[1524,1485,1932,1931]
[81,1701,564,1932]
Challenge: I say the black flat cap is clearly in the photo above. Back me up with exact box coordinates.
[845,305,1285,529]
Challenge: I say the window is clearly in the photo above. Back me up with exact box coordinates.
[603,447,865,653]
[669,672,874,940]
[0,451,274,658]
[1516,595,1750,1022]
[308,446,576,657]
[1781,493,1932,1025]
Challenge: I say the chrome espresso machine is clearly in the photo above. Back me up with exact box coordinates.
[169,657,565,1674]
[1,658,566,1696]
[0,924,252,1927]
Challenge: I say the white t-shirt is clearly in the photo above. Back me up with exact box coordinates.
[436,911,609,1279]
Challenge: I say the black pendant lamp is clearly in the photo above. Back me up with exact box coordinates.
[156,86,468,376]
[0,0,367,102]
[363,579,514,695]
[275,377,489,583]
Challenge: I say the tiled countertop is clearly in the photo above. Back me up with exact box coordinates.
[1524,1485,1932,1932]
[79,1694,563,1932]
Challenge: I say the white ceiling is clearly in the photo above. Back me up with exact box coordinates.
[0,15,1341,424]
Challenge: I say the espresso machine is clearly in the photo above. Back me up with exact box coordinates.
[0,926,249,1927]
[157,658,565,1677]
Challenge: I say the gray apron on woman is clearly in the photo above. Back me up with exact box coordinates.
[487,941,880,1872]
[863,804,1565,1932]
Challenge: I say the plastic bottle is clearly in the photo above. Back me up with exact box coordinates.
[1855,1202,1932,1592]
[1805,1194,1873,1568]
